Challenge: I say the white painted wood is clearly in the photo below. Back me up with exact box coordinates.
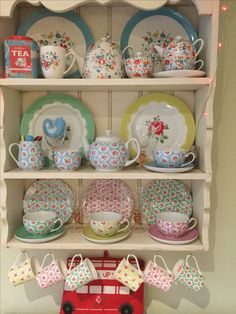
[0,78,211,92]
[7,226,204,251]
[3,167,206,180]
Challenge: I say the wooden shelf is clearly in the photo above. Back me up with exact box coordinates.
[7,227,204,251]
[3,166,206,180]
[0,78,210,92]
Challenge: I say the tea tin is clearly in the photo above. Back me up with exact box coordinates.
[4,35,39,78]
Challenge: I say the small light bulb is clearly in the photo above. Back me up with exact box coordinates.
[218,42,223,48]
[209,78,213,84]
[221,5,229,12]
[203,111,208,118]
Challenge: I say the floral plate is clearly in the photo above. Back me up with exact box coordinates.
[20,93,95,167]
[23,179,75,224]
[141,179,193,224]
[120,93,196,162]
[17,8,94,78]
[120,7,198,73]
[82,179,134,220]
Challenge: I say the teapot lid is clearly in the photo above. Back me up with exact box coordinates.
[96,130,121,143]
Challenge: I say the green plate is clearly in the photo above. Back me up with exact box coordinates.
[20,93,95,167]
[14,225,65,243]
[120,93,196,162]
[82,225,131,244]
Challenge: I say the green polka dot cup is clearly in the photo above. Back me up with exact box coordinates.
[23,211,63,235]
[172,255,206,291]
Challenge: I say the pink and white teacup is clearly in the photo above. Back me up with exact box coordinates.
[144,255,173,291]
[36,253,67,289]
[156,212,197,237]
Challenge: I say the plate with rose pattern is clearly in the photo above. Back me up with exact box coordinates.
[23,179,75,224]
[141,179,193,225]
[17,8,94,78]
[120,93,195,163]
[82,179,134,220]
[120,8,198,73]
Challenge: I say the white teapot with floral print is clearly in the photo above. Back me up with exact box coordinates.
[83,34,125,79]
[83,130,141,171]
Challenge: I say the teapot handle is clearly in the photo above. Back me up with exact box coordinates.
[122,46,136,58]
[193,39,204,57]
[124,138,141,167]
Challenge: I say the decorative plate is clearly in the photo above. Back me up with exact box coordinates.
[14,225,65,243]
[82,225,131,244]
[154,70,206,78]
[23,179,75,224]
[148,224,198,245]
[141,179,193,224]
[20,93,95,167]
[120,7,198,73]
[17,8,94,78]
[144,162,195,173]
[82,179,134,220]
[120,93,196,162]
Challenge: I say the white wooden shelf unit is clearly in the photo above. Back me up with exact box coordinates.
[0,0,219,252]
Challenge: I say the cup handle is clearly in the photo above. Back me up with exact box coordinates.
[50,218,63,233]
[116,219,130,234]
[181,152,196,167]
[186,218,197,232]
[64,49,76,75]
[124,138,141,167]
[195,60,204,71]
[11,251,29,268]
[153,255,171,273]
[193,38,204,57]
[68,254,83,271]
[122,45,136,58]
[40,253,54,268]
[9,143,20,167]
[186,255,202,274]
[127,254,141,272]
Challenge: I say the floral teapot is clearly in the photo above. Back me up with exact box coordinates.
[154,36,204,71]
[83,34,125,79]
[83,130,141,171]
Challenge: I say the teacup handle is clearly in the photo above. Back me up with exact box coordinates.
[40,253,55,268]
[127,254,141,272]
[116,219,130,234]
[64,49,76,75]
[186,217,197,232]
[11,251,29,268]
[181,152,196,167]
[9,143,20,167]
[153,255,172,273]
[68,254,83,271]
[122,45,136,58]
[186,255,202,274]
[195,60,204,71]
[50,218,63,233]
[125,138,141,167]
[193,38,204,57]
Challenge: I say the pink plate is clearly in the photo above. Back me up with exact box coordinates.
[148,224,198,245]
[82,179,134,219]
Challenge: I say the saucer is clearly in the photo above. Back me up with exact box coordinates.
[153,70,206,78]
[144,162,195,173]
[82,225,131,244]
[148,224,198,245]
[14,225,65,243]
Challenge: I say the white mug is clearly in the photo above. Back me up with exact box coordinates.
[40,45,76,78]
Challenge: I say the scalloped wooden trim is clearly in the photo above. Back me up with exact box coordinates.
[0,0,213,17]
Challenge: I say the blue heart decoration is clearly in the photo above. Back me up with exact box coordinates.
[43,117,66,139]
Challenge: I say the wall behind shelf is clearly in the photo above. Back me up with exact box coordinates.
[1,1,236,314]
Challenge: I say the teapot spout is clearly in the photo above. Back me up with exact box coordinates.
[74,52,84,77]
[153,45,163,60]
[82,137,90,159]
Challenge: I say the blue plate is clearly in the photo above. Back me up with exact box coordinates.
[120,8,198,72]
[17,9,94,78]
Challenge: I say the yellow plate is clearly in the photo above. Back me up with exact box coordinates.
[120,93,196,162]
[82,225,131,244]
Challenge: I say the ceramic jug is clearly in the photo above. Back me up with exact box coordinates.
[84,130,141,171]
[83,34,125,79]
[154,36,204,71]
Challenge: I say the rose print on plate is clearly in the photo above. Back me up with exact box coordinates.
[146,115,169,144]
[38,31,74,52]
